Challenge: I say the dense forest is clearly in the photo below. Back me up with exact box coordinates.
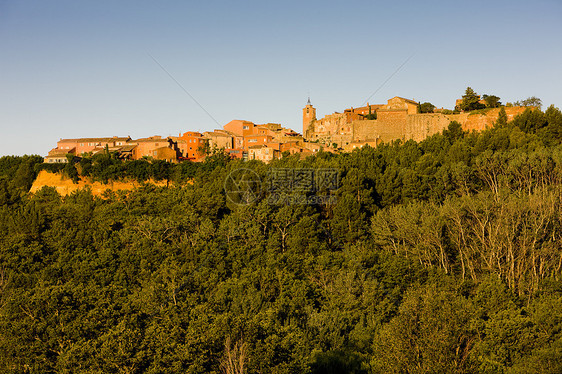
[1,106,562,373]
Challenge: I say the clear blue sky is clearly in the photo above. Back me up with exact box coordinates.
[1,0,561,156]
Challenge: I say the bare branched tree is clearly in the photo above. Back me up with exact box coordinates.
[0,267,9,310]
[220,336,248,374]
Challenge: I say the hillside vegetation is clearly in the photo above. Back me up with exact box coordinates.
[1,106,562,373]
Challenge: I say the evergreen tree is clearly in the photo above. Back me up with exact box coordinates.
[497,107,508,126]
[459,87,486,111]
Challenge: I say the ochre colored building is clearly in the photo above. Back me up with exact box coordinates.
[206,119,303,162]
[56,136,131,156]
[152,146,179,162]
[244,134,274,149]
[223,120,256,137]
[303,98,316,135]
[248,145,280,162]
[44,149,72,163]
[203,130,235,150]
[178,131,207,161]
[129,136,180,162]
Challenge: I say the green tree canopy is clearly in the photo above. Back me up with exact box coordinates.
[458,87,486,111]
[483,94,501,108]
[518,96,543,109]
[419,102,436,113]
[2,106,562,372]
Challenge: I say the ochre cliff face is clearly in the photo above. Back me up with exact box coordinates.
[456,107,527,132]
[30,170,169,196]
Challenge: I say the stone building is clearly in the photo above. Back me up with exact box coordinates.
[55,136,131,156]
[128,136,180,162]
[210,119,303,161]
[304,97,528,148]
[177,131,207,161]
[203,130,236,150]
[302,98,316,135]
[45,136,134,163]
[248,145,280,162]
[44,149,72,163]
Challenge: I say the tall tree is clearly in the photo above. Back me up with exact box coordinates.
[483,94,501,108]
[497,107,508,126]
[459,87,486,111]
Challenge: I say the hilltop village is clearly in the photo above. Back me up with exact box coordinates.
[303,96,528,149]
[45,121,312,164]
[45,94,529,164]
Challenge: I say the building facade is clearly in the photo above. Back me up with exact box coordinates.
[178,131,207,161]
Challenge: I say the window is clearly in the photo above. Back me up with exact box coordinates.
[249,139,257,143]
[243,125,249,130]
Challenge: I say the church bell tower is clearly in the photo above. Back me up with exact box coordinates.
[302,97,316,137]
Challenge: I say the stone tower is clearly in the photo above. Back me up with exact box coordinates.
[302,97,316,136]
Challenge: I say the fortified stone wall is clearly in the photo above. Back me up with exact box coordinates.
[350,110,412,144]
[306,102,531,147]
[306,113,349,141]
[404,114,454,142]
[457,107,528,132]
[375,110,409,142]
